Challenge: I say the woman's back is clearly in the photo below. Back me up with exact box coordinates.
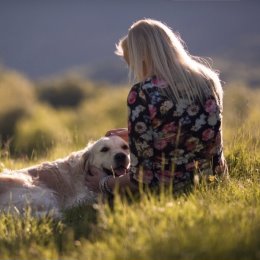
[85,19,228,195]
[128,76,228,192]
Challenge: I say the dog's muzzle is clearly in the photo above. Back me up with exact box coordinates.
[102,152,129,177]
[114,152,127,165]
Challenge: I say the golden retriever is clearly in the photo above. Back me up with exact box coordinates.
[0,136,129,217]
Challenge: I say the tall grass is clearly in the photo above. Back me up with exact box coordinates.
[0,69,259,259]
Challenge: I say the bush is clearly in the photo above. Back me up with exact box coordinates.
[13,105,71,157]
[223,83,260,146]
[0,69,35,144]
[72,86,129,143]
[37,77,93,108]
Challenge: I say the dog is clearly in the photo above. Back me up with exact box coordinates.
[0,136,129,218]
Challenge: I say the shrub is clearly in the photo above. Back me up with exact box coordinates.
[13,105,71,158]
[0,69,35,145]
[37,77,94,108]
[223,83,260,147]
[73,86,129,143]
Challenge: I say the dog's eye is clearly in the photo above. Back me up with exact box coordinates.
[122,144,129,150]
[100,146,109,152]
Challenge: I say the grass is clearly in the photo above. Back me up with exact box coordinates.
[0,75,260,259]
[0,158,259,260]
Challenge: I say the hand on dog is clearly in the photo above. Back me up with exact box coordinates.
[105,128,128,143]
[85,166,103,193]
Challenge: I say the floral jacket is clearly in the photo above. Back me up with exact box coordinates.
[127,76,227,192]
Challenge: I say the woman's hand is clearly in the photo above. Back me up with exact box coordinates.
[105,128,128,142]
[85,166,104,193]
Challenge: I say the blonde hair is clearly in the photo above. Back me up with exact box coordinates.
[115,19,223,108]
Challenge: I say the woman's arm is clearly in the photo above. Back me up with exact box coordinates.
[86,85,154,194]
[105,128,128,142]
[127,86,154,185]
[107,172,138,193]
[85,167,138,194]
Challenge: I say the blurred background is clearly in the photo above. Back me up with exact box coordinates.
[1,0,260,84]
[0,0,259,164]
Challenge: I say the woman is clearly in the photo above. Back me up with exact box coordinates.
[86,19,228,195]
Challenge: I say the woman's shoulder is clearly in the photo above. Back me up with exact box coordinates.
[132,76,168,92]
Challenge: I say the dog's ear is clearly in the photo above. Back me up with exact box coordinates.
[81,140,96,174]
[81,150,90,174]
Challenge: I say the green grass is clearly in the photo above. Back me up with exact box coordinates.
[0,70,260,259]
[0,129,259,260]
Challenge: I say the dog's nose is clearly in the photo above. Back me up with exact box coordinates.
[114,153,127,163]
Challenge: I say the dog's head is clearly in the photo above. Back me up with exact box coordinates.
[82,136,130,177]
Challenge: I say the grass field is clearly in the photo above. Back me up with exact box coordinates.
[0,70,260,259]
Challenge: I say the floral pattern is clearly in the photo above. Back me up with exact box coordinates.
[127,76,228,192]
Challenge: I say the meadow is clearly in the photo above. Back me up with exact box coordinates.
[0,67,259,260]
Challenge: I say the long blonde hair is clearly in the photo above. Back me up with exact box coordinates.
[115,19,223,108]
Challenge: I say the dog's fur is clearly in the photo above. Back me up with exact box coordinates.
[0,136,129,217]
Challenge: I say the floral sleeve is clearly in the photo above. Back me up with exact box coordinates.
[127,85,154,185]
